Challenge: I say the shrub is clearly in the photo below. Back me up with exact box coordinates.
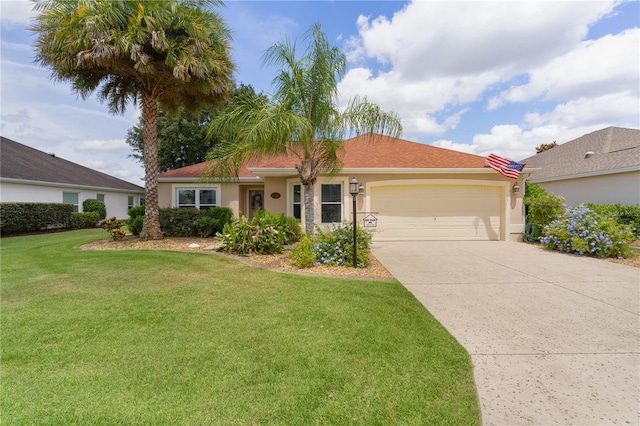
[100,217,127,240]
[158,208,201,237]
[540,204,634,258]
[585,203,640,238]
[216,210,296,255]
[70,212,100,229]
[0,202,73,234]
[289,234,315,268]
[82,199,106,220]
[128,216,144,236]
[128,206,145,220]
[195,207,234,238]
[525,192,565,230]
[313,222,372,268]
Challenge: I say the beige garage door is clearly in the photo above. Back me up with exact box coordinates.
[370,184,502,240]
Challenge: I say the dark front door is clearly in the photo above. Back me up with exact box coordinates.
[249,190,264,218]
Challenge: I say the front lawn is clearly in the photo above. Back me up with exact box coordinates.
[1,229,480,424]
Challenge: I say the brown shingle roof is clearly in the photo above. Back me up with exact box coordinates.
[158,134,488,179]
[1,136,144,192]
[521,127,640,181]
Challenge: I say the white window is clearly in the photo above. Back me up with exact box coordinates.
[177,188,217,210]
[97,194,105,202]
[63,192,79,212]
[292,184,301,220]
[321,184,342,223]
[128,196,135,210]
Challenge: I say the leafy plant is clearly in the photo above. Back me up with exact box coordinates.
[216,210,296,255]
[0,202,73,234]
[100,217,127,240]
[289,234,315,268]
[82,199,106,220]
[525,192,565,230]
[313,222,372,268]
[127,216,144,236]
[585,203,640,238]
[540,204,634,258]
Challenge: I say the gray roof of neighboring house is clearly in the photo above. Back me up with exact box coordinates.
[520,126,640,182]
[1,136,144,192]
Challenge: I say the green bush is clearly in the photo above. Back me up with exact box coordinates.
[157,207,234,237]
[82,199,106,220]
[128,206,145,220]
[158,208,201,237]
[216,210,296,255]
[0,203,73,234]
[585,203,640,237]
[540,205,634,258]
[70,212,100,229]
[127,216,144,236]
[525,193,565,230]
[313,222,372,268]
[289,234,315,268]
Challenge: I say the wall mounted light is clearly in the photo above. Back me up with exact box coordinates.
[512,184,520,194]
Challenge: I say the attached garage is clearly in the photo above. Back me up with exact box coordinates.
[368,180,507,241]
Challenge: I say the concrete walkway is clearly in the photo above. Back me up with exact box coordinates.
[372,241,640,425]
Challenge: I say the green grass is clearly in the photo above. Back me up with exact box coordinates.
[1,229,480,425]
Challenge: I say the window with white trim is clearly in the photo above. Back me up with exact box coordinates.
[63,192,79,212]
[321,184,342,223]
[97,194,105,202]
[128,196,135,210]
[177,188,217,210]
[292,184,301,220]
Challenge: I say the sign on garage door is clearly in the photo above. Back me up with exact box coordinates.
[370,184,502,240]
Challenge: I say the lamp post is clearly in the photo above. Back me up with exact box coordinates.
[349,177,359,268]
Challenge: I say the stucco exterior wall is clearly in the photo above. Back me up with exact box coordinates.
[0,181,141,219]
[535,171,640,207]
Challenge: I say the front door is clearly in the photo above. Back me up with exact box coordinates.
[249,190,264,218]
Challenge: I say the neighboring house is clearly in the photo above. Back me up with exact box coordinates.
[158,134,527,241]
[521,127,640,207]
[1,136,144,219]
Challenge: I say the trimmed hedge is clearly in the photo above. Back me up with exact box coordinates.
[155,207,234,237]
[70,212,100,229]
[82,199,107,220]
[0,203,73,234]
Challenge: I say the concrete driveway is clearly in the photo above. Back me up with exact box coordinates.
[372,241,639,425]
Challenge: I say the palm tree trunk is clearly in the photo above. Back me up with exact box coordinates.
[139,91,164,241]
[303,182,315,235]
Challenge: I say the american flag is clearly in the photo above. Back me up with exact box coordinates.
[485,154,525,179]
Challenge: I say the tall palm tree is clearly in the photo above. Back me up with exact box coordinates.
[31,0,235,240]
[209,24,402,234]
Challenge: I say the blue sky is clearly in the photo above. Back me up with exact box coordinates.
[1,0,638,184]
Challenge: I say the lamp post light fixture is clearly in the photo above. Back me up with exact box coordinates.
[349,177,359,268]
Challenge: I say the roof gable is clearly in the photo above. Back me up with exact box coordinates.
[521,127,640,181]
[159,134,489,179]
[1,136,144,192]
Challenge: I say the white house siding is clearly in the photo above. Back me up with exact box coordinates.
[0,181,141,219]
[535,171,640,207]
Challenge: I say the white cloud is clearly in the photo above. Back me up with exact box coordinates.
[338,0,625,139]
[489,28,640,109]
[0,0,36,28]
[76,139,130,153]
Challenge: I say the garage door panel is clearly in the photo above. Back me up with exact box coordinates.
[370,184,502,241]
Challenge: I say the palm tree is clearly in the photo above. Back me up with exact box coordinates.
[31,0,235,240]
[209,24,402,234]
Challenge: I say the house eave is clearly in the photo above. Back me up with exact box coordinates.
[529,165,640,183]
[158,176,263,183]
[0,177,144,194]
[248,167,539,176]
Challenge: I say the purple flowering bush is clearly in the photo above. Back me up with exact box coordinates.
[313,222,372,268]
[540,204,634,258]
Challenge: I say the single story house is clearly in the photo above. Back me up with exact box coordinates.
[1,136,144,219]
[158,134,527,241]
[521,126,640,207]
